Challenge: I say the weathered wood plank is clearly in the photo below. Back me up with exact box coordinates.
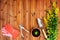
[18,0,24,40]
[39,0,46,40]
[30,0,40,40]
[57,0,60,40]
[23,0,31,40]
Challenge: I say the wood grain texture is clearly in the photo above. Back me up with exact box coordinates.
[57,0,60,40]
[0,0,60,40]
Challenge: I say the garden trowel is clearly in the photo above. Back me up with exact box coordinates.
[37,18,47,39]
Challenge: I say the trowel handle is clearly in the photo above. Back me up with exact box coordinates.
[42,29,47,39]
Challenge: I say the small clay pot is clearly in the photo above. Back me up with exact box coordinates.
[32,28,40,37]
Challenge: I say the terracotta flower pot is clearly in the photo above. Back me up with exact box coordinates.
[32,28,40,37]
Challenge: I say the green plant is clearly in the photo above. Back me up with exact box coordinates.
[44,1,59,40]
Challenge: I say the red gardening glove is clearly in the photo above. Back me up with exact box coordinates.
[2,24,19,39]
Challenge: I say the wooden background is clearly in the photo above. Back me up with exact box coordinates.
[0,0,60,40]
